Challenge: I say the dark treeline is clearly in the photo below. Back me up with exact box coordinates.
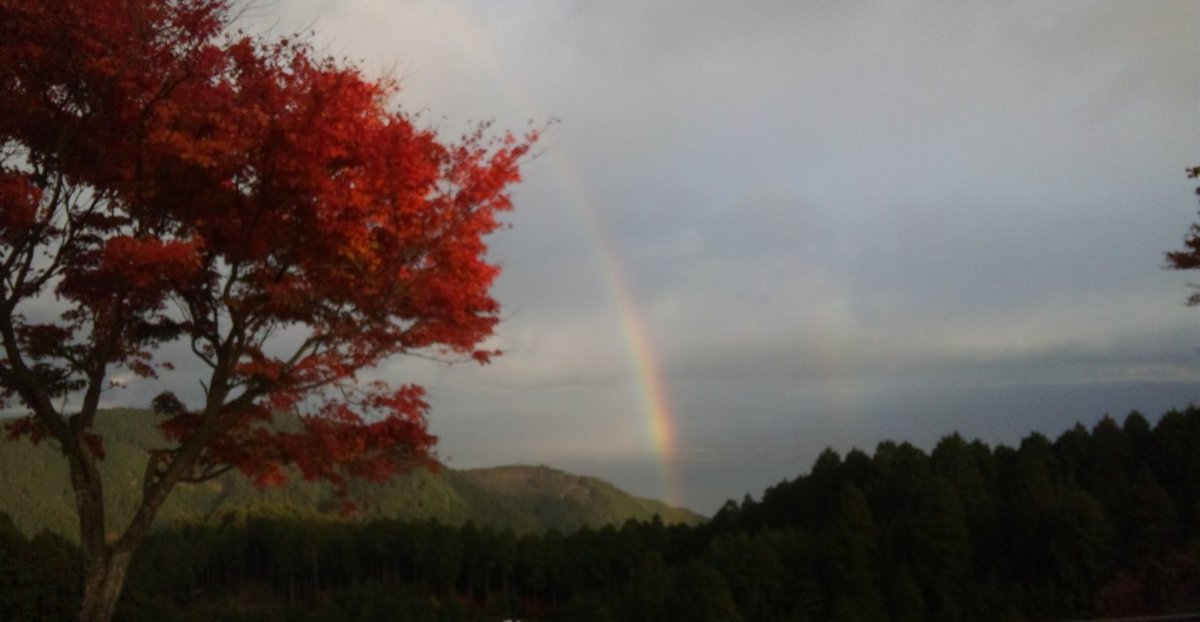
[4,406,1200,621]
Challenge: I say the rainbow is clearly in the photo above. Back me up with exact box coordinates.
[546,159,683,509]
[393,4,684,508]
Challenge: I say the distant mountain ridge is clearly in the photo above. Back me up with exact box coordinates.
[0,410,703,539]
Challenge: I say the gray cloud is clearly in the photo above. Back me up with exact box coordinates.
[81,1,1200,512]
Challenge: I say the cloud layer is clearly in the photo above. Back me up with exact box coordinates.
[124,1,1200,511]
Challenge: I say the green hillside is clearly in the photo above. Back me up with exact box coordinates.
[0,410,703,539]
[464,465,700,529]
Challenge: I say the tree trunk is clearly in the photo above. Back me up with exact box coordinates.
[78,549,133,622]
[74,448,179,622]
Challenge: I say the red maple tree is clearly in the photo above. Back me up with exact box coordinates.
[1167,166,1200,286]
[0,1,535,620]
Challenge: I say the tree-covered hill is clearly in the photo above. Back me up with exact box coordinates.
[697,406,1200,620]
[0,410,702,539]
[464,465,699,530]
[6,406,1200,620]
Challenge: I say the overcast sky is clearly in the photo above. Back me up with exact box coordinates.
[198,1,1200,512]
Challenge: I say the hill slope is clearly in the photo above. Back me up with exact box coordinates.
[464,464,700,529]
[0,410,702,538]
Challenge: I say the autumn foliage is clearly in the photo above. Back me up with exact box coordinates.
[0,0,533,619]
[1166,166,1200,296]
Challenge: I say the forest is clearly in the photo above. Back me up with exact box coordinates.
[3,405,1199,621]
